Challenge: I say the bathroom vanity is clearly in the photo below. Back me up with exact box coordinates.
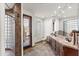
[47,34,79,56]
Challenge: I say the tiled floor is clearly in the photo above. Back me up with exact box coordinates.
[24,41,55,56]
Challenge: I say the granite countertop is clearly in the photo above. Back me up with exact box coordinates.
[49,35,79,50]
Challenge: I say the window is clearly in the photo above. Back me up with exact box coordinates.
[5,14,15,55]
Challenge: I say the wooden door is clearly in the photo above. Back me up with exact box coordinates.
[23,14,32,49]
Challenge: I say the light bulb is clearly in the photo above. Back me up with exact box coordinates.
[58,6,61,9]
[68,6,72,8]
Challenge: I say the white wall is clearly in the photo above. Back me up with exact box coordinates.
[54,18,59,32]
[44,17,59,37]
[44,18,53,37]
[35,17,44,42]
[32,17,44,44]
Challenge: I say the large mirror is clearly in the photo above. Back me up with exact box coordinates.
[63,18,79,36]
[63,18,79,45]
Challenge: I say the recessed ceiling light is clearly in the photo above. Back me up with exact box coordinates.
[68,6,72,8]
[58,6,61,9]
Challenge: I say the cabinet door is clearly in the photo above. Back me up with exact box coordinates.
[63,46,78,56]
[55,42,60,55]
[59,44,63,56]
[51,39,55,51]
[49,37,52,46]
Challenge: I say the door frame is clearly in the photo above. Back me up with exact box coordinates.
[23,14,32,49]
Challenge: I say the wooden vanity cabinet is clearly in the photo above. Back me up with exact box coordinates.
[55,42,60,55]
[51,38,56,51]
[47,36,55,51]
[55,42,63,56]
[47,36,63,56]
[47,36,78,56]
[63,46,78,56]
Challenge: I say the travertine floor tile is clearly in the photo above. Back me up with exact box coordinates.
[24,41,55,56]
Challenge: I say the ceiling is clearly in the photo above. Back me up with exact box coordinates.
[5,3,79,18]
[23,3,79,18]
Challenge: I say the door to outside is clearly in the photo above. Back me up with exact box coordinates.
[23,14,32,49]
